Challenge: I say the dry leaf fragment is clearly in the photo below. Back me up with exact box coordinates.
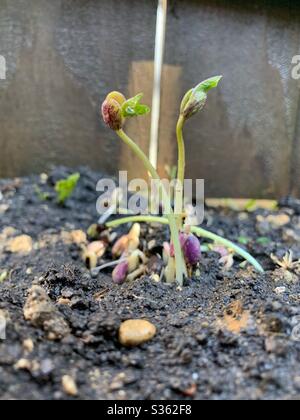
[271,251,300,270]
[217,300,250,334]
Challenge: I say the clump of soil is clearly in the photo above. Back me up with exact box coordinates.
[0,167,300,400]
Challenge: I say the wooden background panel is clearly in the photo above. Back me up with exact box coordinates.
[0,0,300,198]
[121,61,182,181]
[0,0,157,178]
[164,0,300,198]
[291,102,300,197]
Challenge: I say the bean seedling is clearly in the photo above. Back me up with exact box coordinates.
[101,78,264,286]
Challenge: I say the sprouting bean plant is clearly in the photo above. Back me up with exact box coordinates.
[101,78,264,286]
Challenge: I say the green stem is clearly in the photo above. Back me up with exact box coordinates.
[176,116,185,190]
[116,129,187,285]
[107,216,168,228]
[106,215,264,274]
[175,115,185,229]
[191,226,264,273]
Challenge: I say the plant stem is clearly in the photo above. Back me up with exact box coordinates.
[191,226,264,273]
[116,129,187,285]
[176,115,185,229]
[107,216,167,228]
[176,116,186,191]
[106,215,264,273]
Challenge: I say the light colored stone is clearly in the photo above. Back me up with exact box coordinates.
[119,319,156,347]
[14,358,40,372]
[23,338,34,353]
[40,173,48,184]
[7,235,33,255]
[0,204,9,214]
[0,309,8,339]
[258,214,290,228]
[62,375,78,397]
[266,214,290,227]
[14,358,32,370]
[0,271,8,283]
[275,286,286,295]
[57,298,71,306]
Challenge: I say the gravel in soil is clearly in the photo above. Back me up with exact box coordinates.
[1,167,300,400]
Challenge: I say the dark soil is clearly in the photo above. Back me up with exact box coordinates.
[1,167,300,400]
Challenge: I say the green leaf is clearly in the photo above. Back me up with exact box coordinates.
[245,199,257,212]
[34,185,50,201]
[256,237,271,245]
[55,173,80,205]
[194,75,223,93]
[238,236,251,245]
[121,93,150,118]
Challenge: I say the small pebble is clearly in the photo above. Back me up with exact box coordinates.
[119,319,156,347]
[15,358,32,371]
[57,298,71,305]
[275,287,286,295]
[0,271,8,283]
[40,173,48,184]
[23,338,34,353]
[14,358,40,372]
[62,375,78,397]
[7,235,33,255]
[40,359,54,375]
[192,372,199,381]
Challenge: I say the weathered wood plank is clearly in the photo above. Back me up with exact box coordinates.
[0,0,157,178]
[0,0,300,198]
[290,101,300,197]
[165,0,300,198]
[121,61,182,181]
[120,61,153,181]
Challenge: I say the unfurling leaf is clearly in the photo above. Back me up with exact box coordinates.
[181,75,222,120]
[194,75,223,93]
[122,94,150,118]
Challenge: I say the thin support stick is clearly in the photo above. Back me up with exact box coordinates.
[149,0,168,169]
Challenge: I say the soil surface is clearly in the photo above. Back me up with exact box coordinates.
[1,167,300,400]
